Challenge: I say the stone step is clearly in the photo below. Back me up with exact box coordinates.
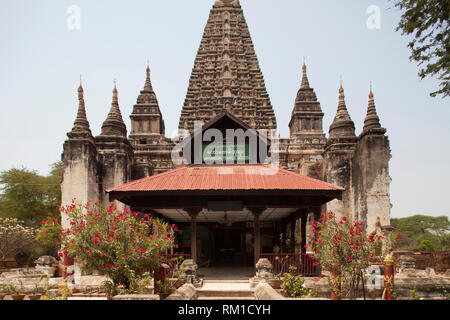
[198,296,255,300]
[197,290,254,298]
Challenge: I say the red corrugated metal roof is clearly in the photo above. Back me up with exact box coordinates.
[107,164,344,193]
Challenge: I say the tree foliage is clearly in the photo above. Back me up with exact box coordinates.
[393,0,450,98]
[0,162,62,226]
[0,217,35,260]
[391,215,450,250]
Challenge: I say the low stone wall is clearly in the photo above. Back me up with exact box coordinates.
[0,260,35,269]
[166,284,198,300]
[254,283,284,300]
[395,250,450,272]
[303,270,450,300]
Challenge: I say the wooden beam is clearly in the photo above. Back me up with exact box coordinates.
[119,195,335,210]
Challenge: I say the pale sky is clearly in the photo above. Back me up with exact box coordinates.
[0,0,449,219]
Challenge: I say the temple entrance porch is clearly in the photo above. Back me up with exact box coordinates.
[107,163,344,278]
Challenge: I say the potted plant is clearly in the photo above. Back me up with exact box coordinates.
[281,266,316,298]
[7,283,26,301]
[28,279,42,300]
[268,272,283,289]
[267,255,289,289]
[155,278,175,300]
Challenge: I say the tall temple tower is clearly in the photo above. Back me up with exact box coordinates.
[352,89,392,232]
[178,0,277,136]
[129,65,174,177]
[324,84,358,222]
[94,83,133,210]
[61,82,99,229]
[285,62,327,177]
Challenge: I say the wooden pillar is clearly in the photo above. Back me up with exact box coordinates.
[250,207,265,265]
[187,208,201,263]
[280,218,287,253]
[241,225,246,266]
[301,211,307,254]
[290,213,298,253]
[312,206,321,224]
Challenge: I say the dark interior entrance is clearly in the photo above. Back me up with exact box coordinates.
[213,228,244,267]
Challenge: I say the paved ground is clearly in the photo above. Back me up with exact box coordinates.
[198,267,254,279]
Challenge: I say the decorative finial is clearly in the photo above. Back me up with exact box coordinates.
[113,80,118,102]
[144,63,153,91]
[71,77,91,134]
[339,76,344,93]
[300,59,310,89]
[363,82,382,132]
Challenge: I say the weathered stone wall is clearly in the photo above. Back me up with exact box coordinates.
[324,143,357,221]
[352,133,391,234]
[97,149,133,210]
[61,139,99,230]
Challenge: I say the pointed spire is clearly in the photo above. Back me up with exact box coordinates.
[329,82,356,138]
[337,81,347,113]
[100,81,127,137]
[70,77,92,135]
[363,84,382,133]
[144,61,153,92]
[300,59,310,89]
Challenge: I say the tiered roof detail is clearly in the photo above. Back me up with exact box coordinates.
[329,84,356,139]
[129,65,165,139]
[100,82,127,137]
[179,0,277,133]
[362,89,382,133]
[289,63,325,138]
[68,81,93,138]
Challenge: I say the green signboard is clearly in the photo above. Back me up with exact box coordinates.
[202,143,250,163]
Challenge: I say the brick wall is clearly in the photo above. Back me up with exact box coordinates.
[395,250,450,272]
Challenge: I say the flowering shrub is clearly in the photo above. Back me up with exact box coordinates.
[60,200,178,289]
[0,218,35,261]
[281,266,316,298]
[36,216,62,248]
[308,212,384,299]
